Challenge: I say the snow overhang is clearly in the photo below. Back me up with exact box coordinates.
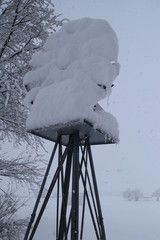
[29,119,118,146]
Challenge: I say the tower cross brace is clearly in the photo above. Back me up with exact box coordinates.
[24,120,115,240]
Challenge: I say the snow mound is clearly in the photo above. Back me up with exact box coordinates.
[24,18,120,141]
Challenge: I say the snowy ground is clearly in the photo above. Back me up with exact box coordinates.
[103,196,160,240]
[21,195,160,240]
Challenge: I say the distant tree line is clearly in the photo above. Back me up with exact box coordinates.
[123,188,160,202]
[152,188,160,201]
[123,188,143,201]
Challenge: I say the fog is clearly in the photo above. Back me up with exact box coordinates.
[49,0,160,195]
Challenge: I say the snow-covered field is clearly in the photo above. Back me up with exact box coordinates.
[23,195,160,240]
[103,196,160,240]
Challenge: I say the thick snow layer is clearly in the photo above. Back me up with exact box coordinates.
[26,79,119,140]
[24,18,120,140]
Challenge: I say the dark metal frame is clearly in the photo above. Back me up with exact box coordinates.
[24,131,106,240]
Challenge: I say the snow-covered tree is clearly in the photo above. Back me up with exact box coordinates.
[0,189,28,240]
[123,188,143,201]
[0,150,45,189]
[123,188,132,201]
[0,1,63,238]
[0,149,46,239]
[152,188,160,201]
[0,0,63,144]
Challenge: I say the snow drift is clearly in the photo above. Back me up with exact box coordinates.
[24,18,120,141]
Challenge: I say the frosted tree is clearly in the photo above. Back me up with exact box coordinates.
[0,189,28,240]
[152,188,160,201]
[0,151,45,189]
[123,188,143,201]
[0,1,63,238]
[123,188,132,201]
[0,0,63,144]
[0,150,46,239]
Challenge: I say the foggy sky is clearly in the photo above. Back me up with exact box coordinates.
[51,0,160,194]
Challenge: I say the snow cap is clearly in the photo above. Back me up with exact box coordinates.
[24,17,120,141]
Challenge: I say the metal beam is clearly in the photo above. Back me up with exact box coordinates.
[71,131,80,240]
[24,136,60,240]
[87,139,106,240]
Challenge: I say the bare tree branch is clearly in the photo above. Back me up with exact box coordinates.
[0,151,45,187]
[0,189,28,240]
[0,2,63,238]
[0,0,63,145]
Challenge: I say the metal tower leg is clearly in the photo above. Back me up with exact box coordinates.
[24,136,60,240]
[58,136,73,239]
[87,139,106,240]
[71,132,80,240]
[24,133,106,240]
[24,135,73,240]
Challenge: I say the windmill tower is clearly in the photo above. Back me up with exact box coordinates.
[24,120,118,240]
[23,17,120,240]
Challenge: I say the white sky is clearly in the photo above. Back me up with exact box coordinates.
[49,0,160,194]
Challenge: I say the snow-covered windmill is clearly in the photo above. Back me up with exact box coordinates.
[24,18,120,240]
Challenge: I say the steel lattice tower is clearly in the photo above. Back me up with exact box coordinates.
[24,120,117,240]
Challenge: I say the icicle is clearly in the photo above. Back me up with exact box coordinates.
[5,92,10,107]
[104,133,106,143]
[107,95,110,106]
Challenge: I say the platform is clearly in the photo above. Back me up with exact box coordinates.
[29,119,117,145]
